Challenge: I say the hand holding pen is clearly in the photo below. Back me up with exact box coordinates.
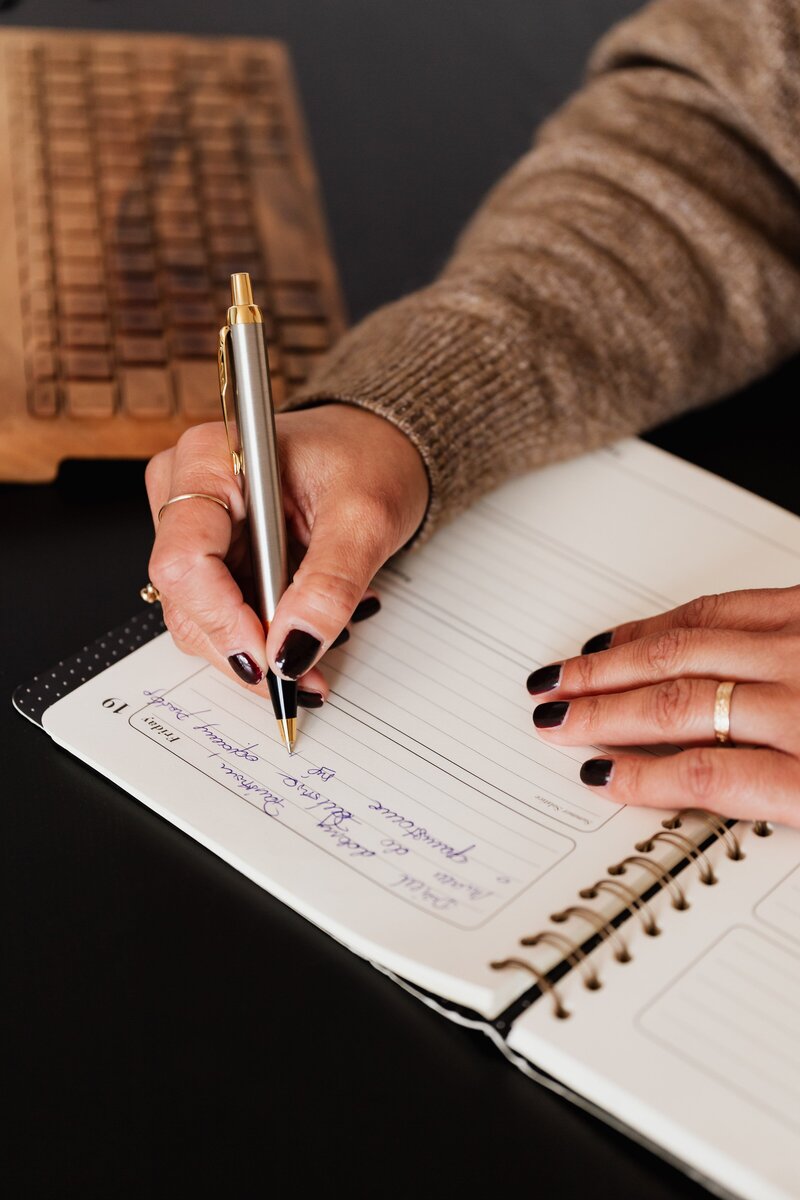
[143,286,429,743]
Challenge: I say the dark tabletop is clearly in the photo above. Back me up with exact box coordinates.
[3,2,797,1196]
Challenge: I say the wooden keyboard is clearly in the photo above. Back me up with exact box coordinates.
[0,27,346,480]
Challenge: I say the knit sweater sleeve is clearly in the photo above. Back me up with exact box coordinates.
[282,0,800,543]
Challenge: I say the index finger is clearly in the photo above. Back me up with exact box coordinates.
[147,424,267,670]
[583,586,800,654]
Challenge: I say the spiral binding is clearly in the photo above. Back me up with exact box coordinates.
[491,810,759,1020]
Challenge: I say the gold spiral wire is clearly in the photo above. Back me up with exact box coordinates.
[521,929,602,991]
[490,956,570,1019]
[549,905,632,963]
[661,810,743,860]
[607,854,689,910]
[579,878,661,937]
[491,812,763,1018]
[635,830,717,885]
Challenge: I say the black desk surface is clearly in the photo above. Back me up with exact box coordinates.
[3,3,797,1195]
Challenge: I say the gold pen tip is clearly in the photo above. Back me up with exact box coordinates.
[230,272,254,306]
[277,717,297,756]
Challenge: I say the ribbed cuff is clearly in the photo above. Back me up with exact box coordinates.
[281,284,543,545]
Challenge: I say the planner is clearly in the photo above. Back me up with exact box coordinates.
[15,439,800,1200]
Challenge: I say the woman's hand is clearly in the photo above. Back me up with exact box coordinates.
[145,404,429,702]
[526,586,800,829]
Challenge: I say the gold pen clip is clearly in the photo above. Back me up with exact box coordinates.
[218,324,242,476]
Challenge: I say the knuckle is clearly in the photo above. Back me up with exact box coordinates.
[682,592,723,628]
[573,651,599,692]
[678,748,718,801]
[641,627,690,675]
[578,695,604,736]
[647,678,697,733]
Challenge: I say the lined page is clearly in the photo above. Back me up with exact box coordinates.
[638,927,800,1130]
[43,439,800,1015]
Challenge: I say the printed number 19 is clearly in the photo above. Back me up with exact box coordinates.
[102,697,128,714]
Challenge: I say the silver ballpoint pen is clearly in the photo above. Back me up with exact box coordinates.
[218,272,297,754]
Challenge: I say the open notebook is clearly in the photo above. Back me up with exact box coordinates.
[15,440,800,1200]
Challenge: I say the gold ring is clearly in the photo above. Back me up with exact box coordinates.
[157,493,232,523]
[713,680,736,745]
[140,582,161,604]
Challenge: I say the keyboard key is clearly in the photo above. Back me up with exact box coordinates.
[169,329,215,358]
[161,243,207,270]
[29,383,59,418]
[58,262,104,288]
[162,269,211,298]
[113,278,160,304]
[154,216,204,243]
[60,291,109,318]
[63,350,113,379]
[53,208,98,233]
[116,308,164,334]
[173,359,220,418]
[153,192,199,218]
[110,223,153,248]
[54,234,103,262]
[111,249,157,276]
[65,381,117,419]
[166,298,216,326]
[117,336,167,365]
[63,319,110,348]
[121,367,174,419]
[54,183,97,207]
[270,285,324,320]
[31,349,56,381]
[279,321,329,351]
[209,231,258,257]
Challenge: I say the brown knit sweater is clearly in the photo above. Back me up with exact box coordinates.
[286,0,800,543]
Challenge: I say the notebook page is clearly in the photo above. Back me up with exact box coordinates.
[506,823,800,1200]
[43,439,800,1016]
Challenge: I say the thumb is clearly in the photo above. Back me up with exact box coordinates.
[266,501,393,680]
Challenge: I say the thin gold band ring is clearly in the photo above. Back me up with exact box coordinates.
[713,680,736,745]
[157,492,232,524]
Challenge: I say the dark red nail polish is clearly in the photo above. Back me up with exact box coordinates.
[228,653,262,685]
[533,701,569,728]
[298,689,324,709]
[275,630,322,679]
[353,596,381,622]
[580,758,614,786]
[526,663,562,694]
[331,627,350,649]
[581,631,613,655]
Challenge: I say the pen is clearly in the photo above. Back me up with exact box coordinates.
[218,272,297,755]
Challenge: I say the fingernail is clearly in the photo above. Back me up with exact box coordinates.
[331,627,350,649]
[298,689,324,709]
[526,663,562,694]
[274,630,322,679]
[533,701,569,729]
[580,758,614,786]
[353,596,381,622]
[581,631,613,655]
[228,652,263,685]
